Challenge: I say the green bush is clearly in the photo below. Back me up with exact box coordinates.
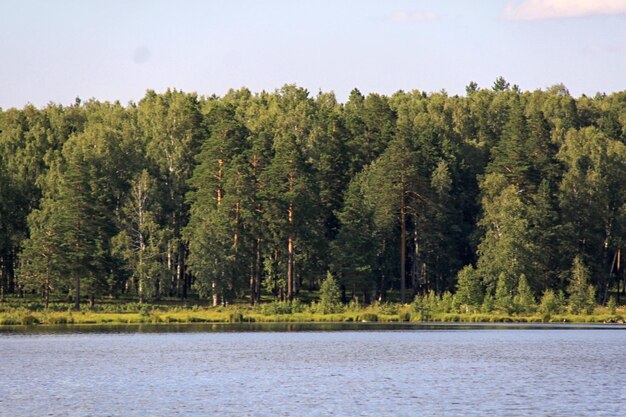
[0,317,18,325]
[47,315,68,324]
[318,272,343,314]
[374,302,399,315]
[539,289,561,314]
[358,313,378,322]
[260,300,306,315]
[397,311,411,322]
[607,296,617,315]
[20,314,40,325]
[229,311,244,323]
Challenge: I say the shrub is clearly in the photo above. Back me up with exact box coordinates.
[318,272,342,314]
[0,317,18,325]
[20,314,40,325]
[481,293,495,313]
[513,274,535,314]
[260,300,306,315]
[397,311,411,322]
[567,256,596,314]
[374,302,399,315]
[440,291,457,313]
[455,265,484,308]
[358,313,378,322]
[229,311,244,323]
[607,296,617,315]
[495,273,513,314]
[539,289,561,315]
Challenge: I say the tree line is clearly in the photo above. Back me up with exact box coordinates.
[1,79,625,309]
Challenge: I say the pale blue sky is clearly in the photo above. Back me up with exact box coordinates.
[1,0,625,108]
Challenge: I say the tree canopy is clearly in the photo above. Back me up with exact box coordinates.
[2,82,626,307]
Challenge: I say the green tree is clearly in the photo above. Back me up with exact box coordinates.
[332,171,379,302]
[455,265,483,311]
[318,271,342,314]
[18,193,68,309]
[186,100,251,305]
[567,256,595,314]
[494,272,513,314]
[259,86,320,301]
[513,273,535,314]
[362,135,421,303]
[476,173,536,290]
[139,89,205,298]
[538,289,561,315]
[113,171,166,303]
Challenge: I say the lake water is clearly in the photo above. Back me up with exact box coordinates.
[1,323,625,417]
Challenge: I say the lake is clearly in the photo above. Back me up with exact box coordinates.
[1,323,625,417]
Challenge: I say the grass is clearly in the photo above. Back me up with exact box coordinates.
[0,298,624,327]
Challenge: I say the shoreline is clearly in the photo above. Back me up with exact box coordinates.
[1,307,624,327]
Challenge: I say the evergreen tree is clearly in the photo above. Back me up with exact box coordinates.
[494,272,513,314]
[332,171,379,301]
[455,265,483,311]
[513,274,535,314]
[18,192,68,309]
[567,256,596,314]
[318,271,342,314]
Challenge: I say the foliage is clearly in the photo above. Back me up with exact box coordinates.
[2,82,626,312]
[539,289,562,315]
[317,272,342,314]
[455,265,483,310]
[567,257,596,315]
[513,274,536,314]
[494,273,513,314]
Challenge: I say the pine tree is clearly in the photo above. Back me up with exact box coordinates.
[455,265,483,311]
[18,196,68,309]
[318,271,342,314]
[495,272,513,314]
[513,273,535,314]
[568,256,594,314]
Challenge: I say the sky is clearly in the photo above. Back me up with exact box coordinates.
[1,0,625,108]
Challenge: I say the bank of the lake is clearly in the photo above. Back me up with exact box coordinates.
[1,303,624,327]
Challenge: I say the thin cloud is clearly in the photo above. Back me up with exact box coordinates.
[388,11,437,23]
[504,0,626,20]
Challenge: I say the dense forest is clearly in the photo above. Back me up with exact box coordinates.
[1,78,625,310]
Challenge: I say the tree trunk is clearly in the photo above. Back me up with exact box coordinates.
[212,280,219,307]
[74,274,80,311]
[177,244,185,299]
[287,232,294,301]
[255,237,262,305]
[249,264,255,306]
[287,172,294,301]
[400,205,406,303]
[0,255,5,302]
[45,265,50,310]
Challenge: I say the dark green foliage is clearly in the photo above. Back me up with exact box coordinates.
[3,80,626,312]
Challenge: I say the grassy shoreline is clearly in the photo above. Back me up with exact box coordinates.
[1,304,624,327]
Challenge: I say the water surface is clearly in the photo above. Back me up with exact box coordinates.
[1,324,624,417]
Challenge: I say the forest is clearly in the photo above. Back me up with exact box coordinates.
[1,78,625,312]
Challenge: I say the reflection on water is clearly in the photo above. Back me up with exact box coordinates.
[1,324,625,417]
[1,321,624,334]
